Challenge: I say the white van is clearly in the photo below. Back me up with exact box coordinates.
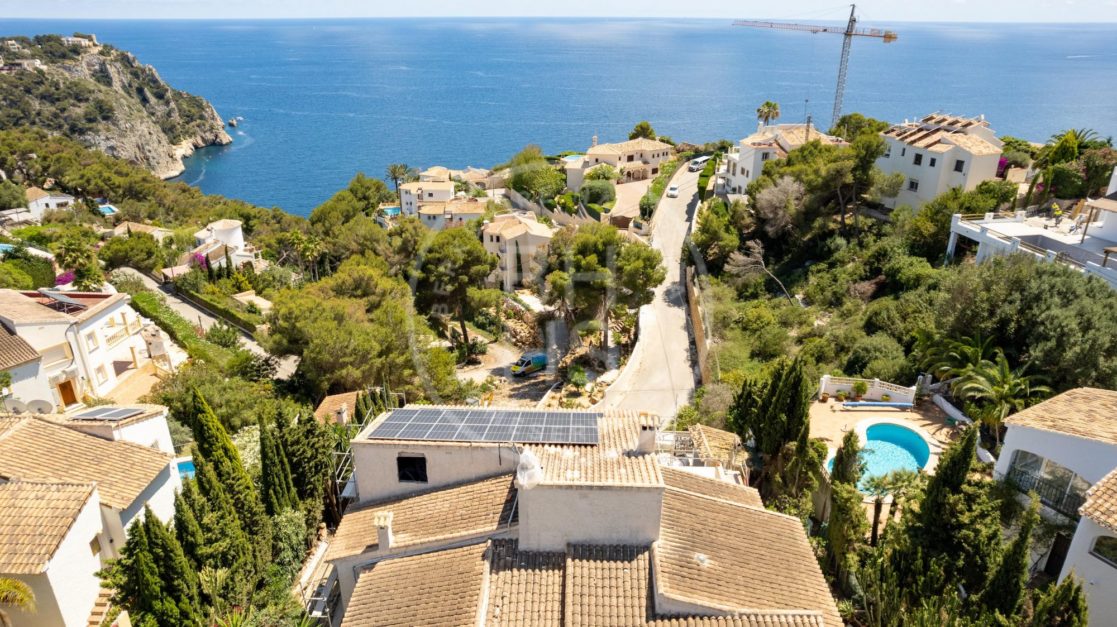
[688,155,711,172]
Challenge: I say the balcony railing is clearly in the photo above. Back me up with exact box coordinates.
[1003,466,1086,519]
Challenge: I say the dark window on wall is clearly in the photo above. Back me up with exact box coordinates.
[929,158,936,168]
[913,153,923,166]
[901,147,906,157]
[1092,536,1117,568]
[761,152,770,161]
[908,179,919,192]
[954,159,965,173]
[397,455,428,483]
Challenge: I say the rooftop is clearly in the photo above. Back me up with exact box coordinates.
[1081,466,1117,533]
[588,137,673,156]
[0,415,172,509]
[0,289,129,325]
[0,323,40,370]
[313,390,361,424]
[25,187,73,202]
[417,198,488,217]
[739,124,846,152]
[484,213,554,239]
[0,480,95,574]
[1005,387,1117,446]
[883,113,1000,156]
[401,180,455,193]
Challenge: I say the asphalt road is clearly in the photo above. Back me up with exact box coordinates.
[599,167,700,416]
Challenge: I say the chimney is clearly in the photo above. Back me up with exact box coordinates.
[591,133,598,147]
[336,402,349,426]
[637,424,657,455]
[374,511,393,551]
[1107,166,1117,197]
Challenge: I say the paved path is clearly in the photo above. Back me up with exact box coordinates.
[116,267,298,379]
[599,168,700,416]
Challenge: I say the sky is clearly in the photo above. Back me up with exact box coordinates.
[2,0,1116,22]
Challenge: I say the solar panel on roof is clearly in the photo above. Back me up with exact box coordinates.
[72,406,144,421]
[367,407,601,445]
[37,288,88,309]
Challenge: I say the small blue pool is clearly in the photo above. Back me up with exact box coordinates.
[98,204,119,215]
[177,458,195,480]
[381,205,401,217]
[0,243,13,254]
[829,423,930,490]
[562,154,584,162]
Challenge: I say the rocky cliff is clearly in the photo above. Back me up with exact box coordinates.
[0,34,232,178]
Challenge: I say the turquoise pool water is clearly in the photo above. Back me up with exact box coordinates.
[562,154,583,162]
[381,205,401,216]
[98,204,119,215]
[829,423,930,490]
[0,244,13,254]
[177,459,196,480]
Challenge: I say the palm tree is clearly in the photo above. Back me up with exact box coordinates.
[862,470,923,547]
[954,351,1051,448]
[0,577,35,627]
[756,101,780,126]
[386,163,414,201]
[921,334,996,382]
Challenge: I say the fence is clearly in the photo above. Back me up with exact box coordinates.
[818,375,916,403]
[684,266,713,385]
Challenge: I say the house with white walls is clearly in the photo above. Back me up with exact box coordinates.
[0,410,178,627]
[0,289,150,412]
[184,218,265,271]
[946,167,1117,290]
[400,180,455,217]
[481,212,554,291]
[564,136,674,192]
[722,123,847,195]
[312,405,839,626]
[994,387,1117,623]
[416,197,487,231]
[876,113,1003,208]
[24,187,75,222]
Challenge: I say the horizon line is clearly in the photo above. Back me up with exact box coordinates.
[3,15,1117,25]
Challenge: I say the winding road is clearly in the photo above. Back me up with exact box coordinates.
[599,167,700,415]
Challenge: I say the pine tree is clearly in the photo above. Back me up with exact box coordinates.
[173,483,206,570]
[260,414,298,516]
[830,430,864,486]
[980,497,1039,618]
[141,509,202,625]
[190,390,272,573]
[1032,574,1089,627]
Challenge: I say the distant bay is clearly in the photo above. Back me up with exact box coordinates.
[5,18,1117,217]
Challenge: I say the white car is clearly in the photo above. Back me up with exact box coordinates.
[666,185,680,198]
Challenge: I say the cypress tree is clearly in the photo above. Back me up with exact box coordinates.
[223,248,233,279]
[193,454,253,578]
[514,240,523,285]
[190,390,272,571]
[828,482,868,583]
[830,430,864,486]
[206,258,215,282]
[106,516,162,623]
[173,483,206,570]
[980,497,1039,618]
[141,508,202,625]
[1033,574,1089,627]
[260,416,298,516]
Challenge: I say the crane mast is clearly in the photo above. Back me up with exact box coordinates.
[733,4,898,129]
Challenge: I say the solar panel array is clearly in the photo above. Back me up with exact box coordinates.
[368,407,600,445]
[72,407,145,422]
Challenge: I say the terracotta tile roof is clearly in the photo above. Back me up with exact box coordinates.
[487,539,565,627]
[341,542,489,627]
[0,323,40,369]
[325,474,516,563]
[313,391,360,424]
[31,403,167,429]
[588,137,674,156]
[484,214,554,240]
[0,480,95,574]
[689,424,745,468]
[660,467,761,508]
[526,410,662,487]
[25,187,49,202]
[883,115,1000,157]
[401,180,455,193]
[1081,466,1117,533]
[0,416,171,510]
[565,543,651,627]
[1005,388,1117,445]
[656,488,841,626]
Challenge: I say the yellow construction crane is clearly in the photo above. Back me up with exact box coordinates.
[733,4,898,128]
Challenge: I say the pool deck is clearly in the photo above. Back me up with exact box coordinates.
[810,401,959,467]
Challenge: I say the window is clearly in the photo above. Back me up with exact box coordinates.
[1092,536,1117,568]
[427,192,434,198]
[761,152,770,162]
[1008,450,1091,512]
[90,535,102,556]
[901,147,906,157]
[883,146,891,158]
[95,365,108,385]
[85,332,99,351]
[907,179,919,192]
[627,155,634,162]
[954,159,965,173]
[929,158,936,168]
[913,153,923,166]
[397,455,427,483]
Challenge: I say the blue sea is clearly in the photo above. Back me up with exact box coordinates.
[5,19,1117,216]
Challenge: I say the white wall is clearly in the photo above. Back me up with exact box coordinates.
[1061,517,1117,627]
[115,414,175,455]
[995,426,1117,486]
[517,484,663,552]
[4,359,52,406]
[120,464,180,530]
[350,441,517,504]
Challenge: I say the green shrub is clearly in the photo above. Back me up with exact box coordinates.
[183,289,263,331]
[205,321,241,348]
[567,364,588,388]
[883,255,937,291]
[580,180,615,206]
[3,256,55,288]
[845,334,906,383]
[0,262,33,289]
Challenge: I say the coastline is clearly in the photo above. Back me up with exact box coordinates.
[158,130,234,180]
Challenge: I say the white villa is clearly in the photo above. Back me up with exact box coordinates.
[24,187,75,223]
[481,213,554,291]
[400,180,455,217]
[994,388,1117,624]
[722,123,847,195]
[417,197,487,231]
[0,289,150,412]
[310,406,840,626]
[877,113,1003,208]
[564,136,674,192]
[0,405,179,627]
[184,218,265,271]
[947,167,1117,290]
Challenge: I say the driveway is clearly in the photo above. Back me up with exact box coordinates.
[598,167,700,416]
[610,178,652,221]
[115,267,298,379]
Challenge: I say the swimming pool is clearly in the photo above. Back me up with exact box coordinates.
[177,458,196,480]
[562,154,584,162]
[98,204,119,216]
[381,205,401,217]
[0,243,13,254]
[830,423,931,490]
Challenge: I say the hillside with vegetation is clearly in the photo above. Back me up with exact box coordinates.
[0,34,230,177]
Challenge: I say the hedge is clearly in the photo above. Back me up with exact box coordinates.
[696,153,720,201]
[183,289,263,332]
[641,159,682,220]
[129,290,235,367]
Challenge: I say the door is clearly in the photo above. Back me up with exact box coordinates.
[57,380,78,407]
[1045,533,1072,578]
